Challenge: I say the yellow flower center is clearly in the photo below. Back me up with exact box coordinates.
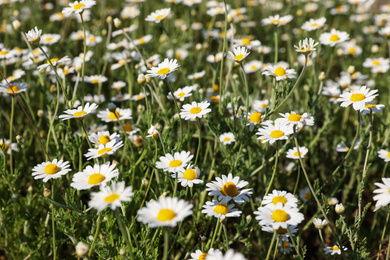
[365,104,376,109]
[89,37,96,42]
[271,19,279,24]
[0,142,9,151]
[157,209,176,221]
[169,160,182,168]
[350,93,365,102]
[99,135,111,145]
[387,152,390,159]
[73,111,87,117]
[287,114,302,122]
[91,79,99,83]
[88,173,106,185]
[249,112,261,123]
[118,60,126,66]
[349,47,356,54]
[234,54,245,61]
[45,37,53,42]
[175,52,181,59]
[157,68,170,75]
[331,246,340,251]
[329,34,340,42]
[221,182,238,197]
[0,50,8,55]
[98,147,112,155]
[271,209,288,222]
[190,107,202,114]
[242,38,251,45]
[272,195,287,205]
[109,110,121,120]
[304,192,311,200]
[310,23,318,27]
[261,104,268,108]
[138,38,146,44]
[293,151,302,157]
[214,204,229,215]
[156,15,165,20]
[104,193,119,203]
[7,85,19,93]
[213,84,219,92]
[282,241,289,248]
[46,58,59,64]
[372,60,380,66]
[270,130,284,139]
[211,96,219,102]
[199,253,207,260]
[123,124,133,132]
[183,169,196,180]
[177,92,185,98]
[223,137,231,142]
[74,3,85,10]
[251,65,257,69]
[44,163,59,175]
[274,67,286,77]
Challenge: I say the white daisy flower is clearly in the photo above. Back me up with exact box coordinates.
[254,203,304,230]
[361,104,385,115]
[145,8,171,23]
[180,101,212,121]
[25,27,42,44]
[323,245,347,255]
[299,187,311,202]
[137,196,193,228]
[71,162,119,190]
[286,146,308,159]
[301,17,326,31]
[167,86,193,101]
[40,34,61,45]
[243,60,262,74]
[256,121,294,144]
[219,132,235,145]
[279,240,294,254]
[294,38,319,55]
[188,70,206,80]
[156,151,193,173]
[262,64,296,81]
[206,173,252,204]
[112,81,126,90]
[252,99,269,113]
[84,140,124,160]
[62,0,96,17]
[89,181,133,212]
[363,58,389,68]
[88,131,121,146]
[201,199,242,220]
[373,178,390,211]
[58,102,98,120]
[32,159,71,183]
[111,93,131,102]
[313,218,327,229]
[131,92,149,102]
[233,37,261,49]
[85,75,108,84]
[37,56,71,72]
[146,124,159,139]
[262,190,298,209]
[262,14,293,26]
[190,249,222,260]
[205,249,247,260]
[146,58,179,79]
[337,85,378,111]
[129,134,146,147]
[246,111,262,131]
[336,140,360,152]
[378,149,390,163]
[97,108,132,122]
[115,123,140,135]
[261,224,298,241]
[0,82,28,95]
[319,28,350,47]
[227,46,250,63]
[172,164,203,187]
[0,139,18,155]
[328,197,339,206]
[276,111,314,129]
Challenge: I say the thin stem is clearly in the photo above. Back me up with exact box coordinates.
[9,97,14,175]
[194,120,201,166]
[273,237,280,260]
[80,13,87,82]
[207,220,220,250]
[274,27,278,64]
[165,79,183,147]
[115,209,134,259]
[51,180,56,260]
[88,212,102,257]
[218,0,228,114]
[163,228,169,260]
[239,63,249,124]
[287,227,301,258]
[261,142,279,206]
[265,232,277,260]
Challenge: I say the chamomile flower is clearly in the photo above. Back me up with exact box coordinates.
[254,203,304,230]
[37,56,71,71]
[146,58,179,79]
[71,162,119,190]
[206,249,247,260]
[276,112,314,129]
[145,8,171,23]
[58,103,98,120]
[243,60,262,73]
[262,190,298,209]
[84,140,124,160]
[0,82,28,95]
[246,111,262,131]
[319,29,350,47]
[279,241,294,254]
[146,124,159,139]
[89,181,133,212]
[25,27,42,44]
[116,123,140,135]
[202,199,242,220]
[62,0,96,17]
[40,34,61,45]
[252,99,269,113]
[97,108,132,122]
[137,196,193,228]
[172,164,203,187]
[227,46,250,63]
[378,149,390,162]
[363,58,390,68]
[190,249,222,260]
[180,101,212,121]
[328,197,339,206]
[313,218,327,229]
[219,132,235,145]
[286,146,308,159]
[88,131,121,147]
[262,14,293,26]
[0,139,17,155]
[206,173,252,204]
[373,178,390,211]
[85,75,108,84]
[299,187,311,202]
[32,159,71,182]
[129,134,146,147]
[294,38,319,55]
[256,121,294,144]
[336,140,360,152]
[323,245,347,255]
[261,225,298,241]
[337,85,378,111]
[361,104,385,116]
[167,86,193,101]
[262,64,296,81]
[301,17,327,31]
[156,151,193,173]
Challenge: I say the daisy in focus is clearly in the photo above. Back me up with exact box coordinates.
[156,151,193,173]
[167,86,193,101]
[262,190,298,209]
[227,46,250,63]
[337,85,378,111]
[256,121,294,144]
[88,131,122,146]
[97,108,132,122]
[146,58,179,79]
[323,245,347,255]
[202,199,242,220]
[276,111,314,129]
[219,132,235,145]
[254,203,304,230]
[246,111,262,131]
[89,181,133,212]
[378,149,390,162]
[206,173,252,204]
[190,248,222,260]
[286,146,308,159]
[172,164,203,188]
[71,162,119,190]
[294,38,318,55]
[262,64,296,81]
[32,159,71,182]
[25,27,42,44]
[137,196,193,228]
[58,103,98,120]
[180,101,212,121]
[373,178,390,211]
[84,140,124,160]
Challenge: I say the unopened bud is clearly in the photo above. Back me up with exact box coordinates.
[257,46,263,54]
[108,102,116,112]
[303,84,309,91]
[50,85,56,93]
[137,74,146,84]
[137,104,145,113]
[145,75,151,83]
[161,192,168,197]
[154,122,162,130]
[371,44,379,53]
[43,188,51,197]
[296,9,303,16]
[318,72,325,81]
[99,232,106,240]
[246,215,252,223]
[119,248,126,255]
[232,74,239,80]
[16,135,22,142]
[12,20,21,30]
[113,18,121,28]
[142,179,149,186]
[106,16,112,24]
[75,241,89,257]
[37,109,44,118]
[335,203,345,214]
[347,65,355,74]
[336,48,344,56]
[195,43,202,51]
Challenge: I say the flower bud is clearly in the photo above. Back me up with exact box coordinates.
[137,74,146,84]
[347,66,355,74]
[336,48,344,56]
[119,248,126,255]
[16,135,22,143]
[296,9,303,16]
[142,179,149,186]
[335,203,345,214]
[318,72,325,81]
[108,102,117,112]
[43,188,51,197]
[195,43,202,51]
[113,18,121,28]
[106,16,112,24]
[313,218,327,229]
[371,44,379,53]
[137,104,145,113]
[12,20,21,30]
[145,75,151,83]
[75,241,89,257]
[37,109,44,118]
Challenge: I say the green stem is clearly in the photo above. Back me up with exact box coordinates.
[163,228,169,260]
[287,227,301,258]
[239,63,249,124]
[218,0,228,114]
[207,220,220,250]
[265,232,277,260]
[274,28,278,64]
[51,180,56,260]
[194,120,201,166]
[165,79,183,148]
[88,212,102,257]
[80,13,87,83]
[261,142,279,206]
[115,209,134,259]
[9,97,14,175]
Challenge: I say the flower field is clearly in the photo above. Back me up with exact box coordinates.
[1,0,390,259]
